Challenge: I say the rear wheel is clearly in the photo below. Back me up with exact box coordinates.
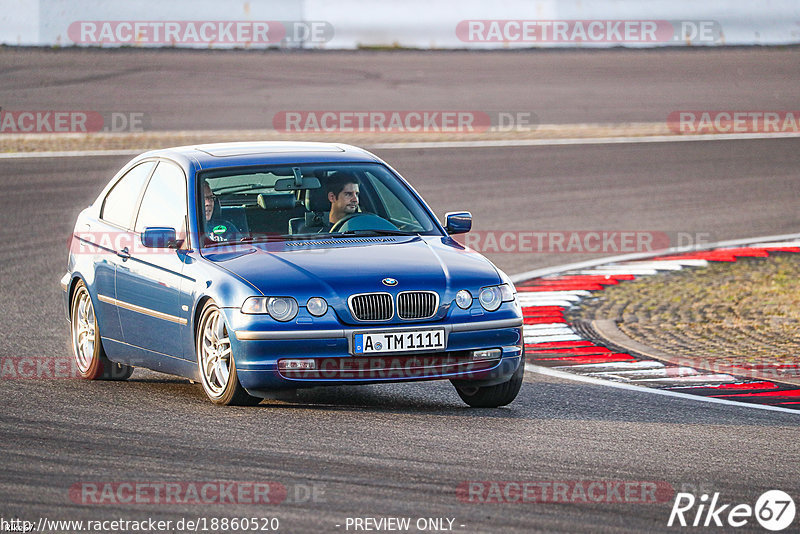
[196,301,260,406]
[70,281,133,380]
[452,354,525,408]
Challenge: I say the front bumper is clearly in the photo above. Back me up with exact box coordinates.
[229,315,523,392]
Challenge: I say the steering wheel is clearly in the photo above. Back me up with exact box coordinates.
[330,212,368,232]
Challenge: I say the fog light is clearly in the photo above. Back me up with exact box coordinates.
[306,297,328,317]
[455,289,472,309]
[472,348,501,361]
[278,359,316,370]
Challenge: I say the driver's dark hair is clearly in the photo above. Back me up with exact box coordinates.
[326,172,358,198]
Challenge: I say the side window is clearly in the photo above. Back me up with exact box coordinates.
[101,162,154,228]
[134,161,187,233]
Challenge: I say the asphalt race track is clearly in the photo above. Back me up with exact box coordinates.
[0,47,798,129]
[1,49,799,533]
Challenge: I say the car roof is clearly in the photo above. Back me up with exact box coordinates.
[137,141,381,170]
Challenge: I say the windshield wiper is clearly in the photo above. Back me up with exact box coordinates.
[204,230,419,247]
[327,229,419,237]
[201,235,287,247]
[238,234,294,243]
[239,234,346,243]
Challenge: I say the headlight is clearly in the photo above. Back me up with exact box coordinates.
[478,284,514,312]
[455,289,473,309]
[241,296,298,321]
[306,297,328,317]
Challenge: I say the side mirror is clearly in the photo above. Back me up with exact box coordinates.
[444,211,472,235]
[141,227,179,249]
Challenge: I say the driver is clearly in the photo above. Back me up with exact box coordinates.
[203,181,240,243]
[324,172,360,231]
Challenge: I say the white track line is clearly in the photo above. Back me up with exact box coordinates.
[2,131,800,159]
[593,261,686,270]
[0,149,142,159]
[633,374,737,385]
[523,323,571,330]
[642,259,709,267]
[524,334,583,344]
[556,361,665,371]
[577,268,659,276]
[370,131,800,150]
[517,289,592,302]
[746,241,800,248]
[524,331,578,340]
[587,367,701,379]
[518,300,576,307]
[518,290,592,298]
[527,364,800,415]
[524,332,577,340]
[511,233,800,283]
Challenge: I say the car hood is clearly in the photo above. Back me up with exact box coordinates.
[203,236,502,321]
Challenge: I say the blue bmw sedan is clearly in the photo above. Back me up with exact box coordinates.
[62,142,524,406]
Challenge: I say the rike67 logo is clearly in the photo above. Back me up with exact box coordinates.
[668,490,796,531]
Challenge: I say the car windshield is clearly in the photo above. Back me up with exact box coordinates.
[197,163,441,245]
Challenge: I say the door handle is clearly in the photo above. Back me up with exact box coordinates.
[117,247,131,260]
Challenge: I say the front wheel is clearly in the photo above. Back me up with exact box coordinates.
[70,281,133,380]
[196,301,261,406]
[452,355,525,408]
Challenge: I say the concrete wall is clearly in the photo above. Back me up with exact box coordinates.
[2,0,798,48]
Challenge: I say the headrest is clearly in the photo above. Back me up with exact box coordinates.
[257,193,297,210]
[305,186,331,212]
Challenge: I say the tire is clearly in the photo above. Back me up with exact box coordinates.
[196,301,261,406]
[452,353,525,408]
[70,281,134,381]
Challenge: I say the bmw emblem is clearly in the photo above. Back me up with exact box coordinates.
[382,278,398,286]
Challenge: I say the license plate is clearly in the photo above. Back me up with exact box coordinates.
[353,329,446,355]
